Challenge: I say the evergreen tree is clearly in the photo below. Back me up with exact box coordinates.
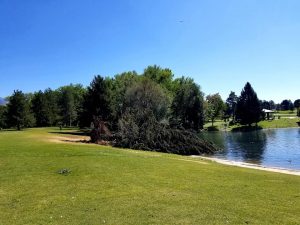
[6,90,30,130]
[32,89,59,126]
[44,88,59,126]
[60,88,76,126]
[79,76,112,128]
[0,105,7,128]
[225,91,238,120]
[31,91,48,126]
[235,82,261,126]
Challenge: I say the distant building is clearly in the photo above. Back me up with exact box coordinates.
[262,109,275,120]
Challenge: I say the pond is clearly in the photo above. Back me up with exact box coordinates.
[201,128,300,170]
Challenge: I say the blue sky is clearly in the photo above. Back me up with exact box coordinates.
[0,0,300,103]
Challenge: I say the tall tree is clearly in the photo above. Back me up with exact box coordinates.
[6,90,31,130]
[60,88,76,126]
[225,91,238,120]
[0,105,7,128]
[58,84,85,127]
[171,77,204,131]
[235,82,261,126]
[43,88,59,125]
[117,78,169,148]
[143,65,174,92]
[79,76,112,128]
[32,89,59,126]
[110,71,139,128]
[31,91,48,126]
[206,93,225,126]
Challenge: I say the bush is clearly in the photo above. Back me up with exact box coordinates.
[90,117,112,144]
[115,112,217,155]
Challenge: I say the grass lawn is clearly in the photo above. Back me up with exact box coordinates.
[275,110,297,115]
[0,128,300,225]
[258,118,300,129]
[205,118,300,131]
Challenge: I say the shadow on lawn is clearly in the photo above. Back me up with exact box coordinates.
[49,130,90,137]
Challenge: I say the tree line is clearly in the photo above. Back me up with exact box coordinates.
[0,66,216,155]
[0,65,299,154]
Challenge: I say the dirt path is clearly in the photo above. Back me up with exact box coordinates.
[47,135,90,144]
[192,156,300,176]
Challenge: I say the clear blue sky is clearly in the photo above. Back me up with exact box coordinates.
[1,0,300,103]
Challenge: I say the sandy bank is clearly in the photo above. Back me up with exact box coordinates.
[191,156,300,176]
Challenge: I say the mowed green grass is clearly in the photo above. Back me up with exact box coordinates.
[0,128,300,225]
[258,118,299,129]
[205,117,300,131]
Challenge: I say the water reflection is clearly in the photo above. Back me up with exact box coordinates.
[201,128,300,170]
[225,131,267,163]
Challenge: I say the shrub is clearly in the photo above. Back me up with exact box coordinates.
[115,112,217,155]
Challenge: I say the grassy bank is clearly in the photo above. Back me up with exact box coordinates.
[205,117,300,131]
[0,128,300,224]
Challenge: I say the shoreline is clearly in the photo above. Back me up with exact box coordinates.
[209,126,300,132]
[191,156,300,176]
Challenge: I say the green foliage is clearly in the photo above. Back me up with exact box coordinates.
[109,71,139,127]
[123,78,170,121]
[117,110,216,155]
[31,89,59,126]
[225,91,238,119]
[281,99,294,111]
[294,99,300,117]
[205,93,224,126]
[0,105,7,128]
[143,65,174,92]
[57,84,85,126]
[116,79,169,148]
[6,90,33,130]
[116,79,215,155]
[79,76,112,128]
[171,77,204,131]
[236,82,261,126]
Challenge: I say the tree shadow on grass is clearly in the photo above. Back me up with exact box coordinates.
[48,130,90,137]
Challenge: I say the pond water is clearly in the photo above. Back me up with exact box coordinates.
[201,128,300,170]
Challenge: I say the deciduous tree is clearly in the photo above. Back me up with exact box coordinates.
[171,77,204,131]
[206,93,225,126]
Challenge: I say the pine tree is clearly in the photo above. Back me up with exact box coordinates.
[79,76,112,128]
[6,90,29,130]
[235,82,261,126]
[225,91,238,120]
